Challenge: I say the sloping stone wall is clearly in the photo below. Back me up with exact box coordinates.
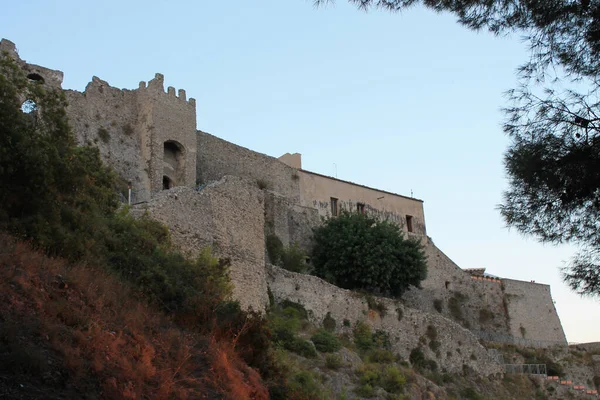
[403,238,511,338]
[196,131,301,202]
[503,279,567,344]
[267,265,503,376]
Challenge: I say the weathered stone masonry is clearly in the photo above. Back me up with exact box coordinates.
[2,38,568,348]
[66,73,197,201]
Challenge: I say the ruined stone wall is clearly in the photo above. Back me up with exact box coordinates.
[1,39,64,89]
[267,265,503,376]
[65,78,149,195]
[135,177,268,312]
[196,131,301,202]
[66,73,197,201]
[298,170,426,235]
[403,238,511,338]
[503,279,567,344]
[136,75,197,192]
[264,191,320,254]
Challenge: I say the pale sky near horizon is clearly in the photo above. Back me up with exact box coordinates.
[2,0,599,343]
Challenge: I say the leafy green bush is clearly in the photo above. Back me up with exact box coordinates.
[409,347,425,367]
[286,338,317,358]
[358,363,381,386]
[448,293,466,322]
[354,321,375,351]
[266,234,284,265]
[280,242,309,273]
[270,309,304,344]
[364,349,396,364]
[311,212,427,296]
[460,387,483,400]
[286,371,326,399]
[366,294,387,316]
[325,354,344,369]
[268,304,318,358]
[97,127,110,142]
[311,329,341,353]
[429,341,441,352]
[279,300,309,320]
[266,234,309,273]
[354,384,375,398]
[323,312,336,331]
[409,347,437,371]
[353,321,393,355]
[372,330,392,350]
[382,366,406,393]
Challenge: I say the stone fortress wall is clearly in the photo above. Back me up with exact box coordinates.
[196,131,301,202]
[1,38,568,350]
[502,278,567,343]
[65,72,197,202]
[267,264,504,376]
[132,178,269,312]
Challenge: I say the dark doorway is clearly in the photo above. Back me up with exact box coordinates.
[163,175,173,190]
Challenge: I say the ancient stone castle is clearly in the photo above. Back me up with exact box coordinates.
[1,39,569,376]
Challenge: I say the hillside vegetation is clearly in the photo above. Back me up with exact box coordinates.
[0,54,273,399]
[1,50,595,400]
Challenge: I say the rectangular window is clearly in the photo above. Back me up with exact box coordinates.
[406,215,413,233]
[330,197,338,216]
[357,203,365,214]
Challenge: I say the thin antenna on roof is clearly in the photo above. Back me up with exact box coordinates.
[411,189,414,197]
[333,163,337,178]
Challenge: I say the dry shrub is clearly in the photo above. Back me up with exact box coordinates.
[209,338,269,400]
[0,234,216,399]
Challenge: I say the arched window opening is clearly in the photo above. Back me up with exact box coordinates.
[27,73,45,83]
[21,99,37,114]
[163,140,185,189]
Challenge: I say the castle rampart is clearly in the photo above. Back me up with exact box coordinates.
[1,38,569,348]
[196,131,301,202]
[297,168,427,235]
[502,278,567,344]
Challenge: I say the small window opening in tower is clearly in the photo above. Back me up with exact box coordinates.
[445,281,451,290]
[406,215,414,232]
[21,99,37,114]
[330,197,338,216]
[357,203,365,214]
[163,176,173,190]
[27,73,45,83]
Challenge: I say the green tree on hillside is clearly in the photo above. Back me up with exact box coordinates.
[317,0,600,296]
[311,212,427,296]
[0,55,118,260]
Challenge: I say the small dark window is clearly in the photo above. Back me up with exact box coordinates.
[445,281,450,290]
[27,73,45,83]
[406,215,414,232]
[163,175,173,190]
[357,203,365,214]
[330,197,338,216]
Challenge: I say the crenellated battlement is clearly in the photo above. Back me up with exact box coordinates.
[1,37,199,197]
[137,73,195,106]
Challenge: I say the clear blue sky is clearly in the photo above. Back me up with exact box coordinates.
[3,0,599,342]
